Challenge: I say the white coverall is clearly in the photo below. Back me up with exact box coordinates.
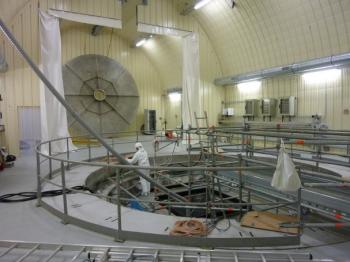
[127,146,151,195]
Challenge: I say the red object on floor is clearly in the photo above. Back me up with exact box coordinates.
[165,131,173,139]
[296,139,305,145]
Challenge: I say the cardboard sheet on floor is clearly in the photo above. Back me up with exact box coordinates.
[241,211,298,234]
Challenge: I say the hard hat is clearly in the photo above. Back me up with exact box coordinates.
[135,142,143,150]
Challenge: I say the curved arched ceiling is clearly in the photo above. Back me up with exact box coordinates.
[191,0,350,76]
[142,35,183,89]
[4,0,350,81]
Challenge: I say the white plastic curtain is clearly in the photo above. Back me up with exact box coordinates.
[182,33,201,132]
[39,11,75,153]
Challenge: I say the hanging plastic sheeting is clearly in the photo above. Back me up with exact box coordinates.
[271,139,301,192]
[182,33,201,144]
[39,11,76,153]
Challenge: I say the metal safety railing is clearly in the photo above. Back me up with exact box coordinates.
[35,131,303,247]
[32,124,350,246]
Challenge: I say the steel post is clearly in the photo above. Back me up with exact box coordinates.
[61,161,68,224]
[297,187,302,237]
[115,168,123,241]
[88,139,91,162]
[238,155,243,220]
[36,151,42,207]
[186,130,192,217]
[48,141,52,179]
[66,137,70,170]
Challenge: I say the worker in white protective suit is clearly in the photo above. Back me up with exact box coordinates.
[126,142,151,196]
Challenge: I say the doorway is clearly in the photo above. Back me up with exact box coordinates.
[18,106,41,154]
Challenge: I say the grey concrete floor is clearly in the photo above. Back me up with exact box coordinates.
[0,147,350,261]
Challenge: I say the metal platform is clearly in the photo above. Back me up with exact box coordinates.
[0,241,332,262]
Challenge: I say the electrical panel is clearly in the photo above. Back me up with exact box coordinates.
[222,108,234,116]
[244,99,259,117]
[144,109,156,134]
[279,96,297,116]
[261,98,277,116]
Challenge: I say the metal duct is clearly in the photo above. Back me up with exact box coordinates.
[0,51,8,73]
[214,52,350,86]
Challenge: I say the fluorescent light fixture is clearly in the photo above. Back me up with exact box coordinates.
[194,0,211,10]
[168,92,181,102]
[135,38,147,47]
[302,68,341,84]
[237,80,261,93]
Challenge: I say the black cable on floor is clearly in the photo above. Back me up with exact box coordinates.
[0,185,91,203]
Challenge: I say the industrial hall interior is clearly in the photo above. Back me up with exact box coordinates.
[1,0,350,261]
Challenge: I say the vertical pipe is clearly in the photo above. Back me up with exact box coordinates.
[61,161,68,224]
[66,137,70,170]
[48,141,52,179]
[107,150,110,164]
[36,151,42,207]
[116,168,122,241]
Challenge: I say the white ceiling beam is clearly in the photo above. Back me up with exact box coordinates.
[48,9,122,29]
[138,23,192,37]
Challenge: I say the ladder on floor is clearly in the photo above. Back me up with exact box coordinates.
[194,111,209,153]
[194,111,209,131]
[0,240,332,262]
[194,111,220,155]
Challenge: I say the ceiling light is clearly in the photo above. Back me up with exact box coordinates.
[237,81,261,93]
[194,0,211,10]
[168,92,181,102]
[302,69,341,84]
[135,38,147,47]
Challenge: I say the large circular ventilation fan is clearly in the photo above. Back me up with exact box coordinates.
[62,55,139,136]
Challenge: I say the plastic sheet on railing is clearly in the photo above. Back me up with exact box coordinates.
[271,139,301,192]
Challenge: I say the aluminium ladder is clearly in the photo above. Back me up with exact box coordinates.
[0,240,332,262]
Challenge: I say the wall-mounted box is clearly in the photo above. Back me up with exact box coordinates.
[244,99,259,117]
[279,96,297,116]
[261,98,277,117]
[223,108,234,116]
